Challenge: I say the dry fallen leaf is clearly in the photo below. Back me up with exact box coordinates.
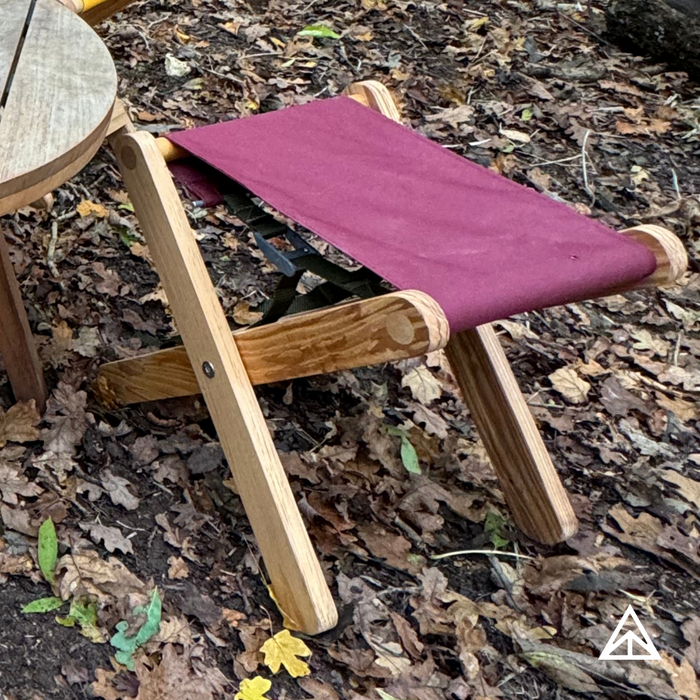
[0,460,43,504]
[549,367,591,404]
[57,551,145,602]
[235,676,271,700]
[100,469,141,511]
[76,199,108,218]
[91,668,121,700]
[661,471,700,510]
[135,644,213,700]
[296,678,341,700]
[401,366,442,404]
[80,522,134,555]
[233,301,263,326]
[682,616,700,674]
[168,555,190,580]
[500,127,531,143]
[260,629,311,678]
[0,402,40,448]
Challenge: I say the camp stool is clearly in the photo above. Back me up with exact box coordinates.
[2,0,688,635]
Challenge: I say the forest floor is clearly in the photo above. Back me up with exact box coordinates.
[1,0,700,698]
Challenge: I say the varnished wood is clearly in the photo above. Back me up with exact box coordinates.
[343,81,401,121]
[156,137,189,163]
[111,130,337,635]
[82,0,140,25]
[0,226,47,411]
[619,225,688,288]
[0,0,115,410]
[95,290,449,405]
[446,327,578,543]
[55,0,140,23]
[0,0,116,216]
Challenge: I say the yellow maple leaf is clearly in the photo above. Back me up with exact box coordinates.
[235,676,271,700]
[76,199,108,218]
[260,630,311,678]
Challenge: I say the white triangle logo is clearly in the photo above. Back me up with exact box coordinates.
[599,605,661,660]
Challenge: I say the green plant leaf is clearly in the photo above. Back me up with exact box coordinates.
[377,692,402,700]
[111,589,162,670]
[399,434,421,474]
[38,517,58,585]
[298,24,340,39]
[56,599,104,643]
[22,596,65,613]
[118,228,141,247]
[56,615,76,627]
[386,426,421,475]
[484,511,509,550]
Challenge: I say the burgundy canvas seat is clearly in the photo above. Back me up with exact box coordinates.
[167,95,657,332]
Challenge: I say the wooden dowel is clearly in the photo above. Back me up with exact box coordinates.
[81,0,139,25]
[156,138,189,163]
[618,225,688,289]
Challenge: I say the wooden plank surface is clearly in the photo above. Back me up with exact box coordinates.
[112,130,337,635]
[0,0,116,214]
[0,0,32,101]
[96,290,449,405]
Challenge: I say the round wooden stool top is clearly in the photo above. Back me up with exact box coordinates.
[0,0,117,216]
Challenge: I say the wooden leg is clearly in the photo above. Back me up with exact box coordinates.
[0,226,46,412]
[446,324,578,544]
[111,130,337,635]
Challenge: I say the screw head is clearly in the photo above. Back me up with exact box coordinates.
[202,361,216,378]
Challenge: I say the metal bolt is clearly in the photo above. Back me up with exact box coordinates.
[202,361,215,378]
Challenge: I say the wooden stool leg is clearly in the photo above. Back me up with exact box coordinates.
[446,324,578,544]
[0,226,46,411]
[111,130,337,635]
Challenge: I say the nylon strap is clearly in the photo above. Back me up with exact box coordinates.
[220,182,386,326]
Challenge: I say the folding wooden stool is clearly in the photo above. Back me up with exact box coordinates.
[3,0,688,636]
[96,83,686,634]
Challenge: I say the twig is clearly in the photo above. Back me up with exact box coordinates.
[581,129,595,204]
[431,549,535,561]
[47,221,59,278]
[671,168,681,200]
[527,153,583,167]
[200,65,244,85]
[403,24,427,49]
[673,332,682,366]
[300,0,322,12]
[238,51,282,59]
[556,9,613,47]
